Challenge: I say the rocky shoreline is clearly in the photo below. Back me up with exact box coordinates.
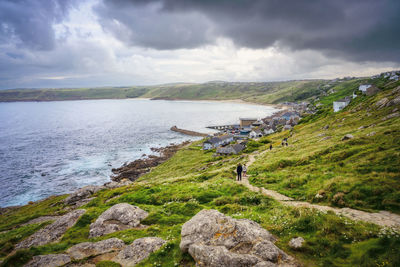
[110,141,191,182]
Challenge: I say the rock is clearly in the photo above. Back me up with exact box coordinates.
[382,112,400,121]
[103,179,132,189]
[322,125,329,130]
[24,254,71,267]
[315,193,324,199]
[67,238,125,260]
[386,96,400,107]
[89,203,148,238]
[64,185,104,206]
[341,134,354,141]
[17,209,85,249]
[321,136,331,141]
[288,237,305,250]
[180,209,296,267]
[112,237,166,266]
[188,244,262,267]
[358,126,366,130]
[367,132,376,137]
[375,98,389,108]
[317,133,326,137]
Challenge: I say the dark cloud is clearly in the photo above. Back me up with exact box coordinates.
[95,0,400,62]
[0,0,77,50]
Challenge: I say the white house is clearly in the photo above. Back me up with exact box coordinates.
[249,129,263,139]
[202,134,234,150]
[359,84,372,93]
[333,97,351,112]
[263,128,275,135]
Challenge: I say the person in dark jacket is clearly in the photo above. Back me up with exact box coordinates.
[236,163,243,181]
[270,144,273,150]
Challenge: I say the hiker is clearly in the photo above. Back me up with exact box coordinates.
[243,164,247,177]
[270,144,273,150]
[236,163,243,181]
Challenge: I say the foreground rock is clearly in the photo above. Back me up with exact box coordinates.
[89,203,148,238]
[180,209,297,267]
[24,254,71,267]
[17,209,86,249]
[67,238,125,260]
[113,237,166,266]
[111,142,189,182]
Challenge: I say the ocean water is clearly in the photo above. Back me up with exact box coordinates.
[0,99,279,207]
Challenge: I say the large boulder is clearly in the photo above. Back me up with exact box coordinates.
[112,237,166,266]
[67,238,125,260]
[386,96,400,107]
[375,97,389,109]
[17,209,85,249]
[64,185,104,206]
[180,209,296,267]
[24,254,71,267]
[89,203,148,238]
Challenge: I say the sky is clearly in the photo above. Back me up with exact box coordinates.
[0,0,400,89]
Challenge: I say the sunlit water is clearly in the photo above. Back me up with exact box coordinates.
[0,99,279,207]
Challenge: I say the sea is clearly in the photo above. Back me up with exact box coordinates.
[0,99,279,207]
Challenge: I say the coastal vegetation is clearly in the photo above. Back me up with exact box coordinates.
[0,74,399,266]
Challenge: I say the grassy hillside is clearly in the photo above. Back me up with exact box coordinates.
[0,76,399,266]
[249,77,400,213]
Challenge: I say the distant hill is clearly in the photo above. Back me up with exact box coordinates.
[0,80,329,104]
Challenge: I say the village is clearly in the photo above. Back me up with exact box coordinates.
[202,70,400,155]
[202,102,313,155]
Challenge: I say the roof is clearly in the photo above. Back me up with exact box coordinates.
[252,129,262,134]
[240,118,258,121]
[334,97,351,103]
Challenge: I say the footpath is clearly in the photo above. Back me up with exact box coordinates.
[238,153,400,228]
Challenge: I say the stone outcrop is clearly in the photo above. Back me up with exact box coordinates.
[64,185,104,206]
[24,254,71,267]
[113,237,166,266]
[67,238,125,260]
[89,203,148,238]
[375,97,389,109]
[103,179,132,189]
[288,237,305,250]
[17,209,85,249]
[180,209,296,267]
[382,112,400,121]
[341,134,354,141]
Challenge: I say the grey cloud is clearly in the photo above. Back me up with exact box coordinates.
[0,0,78,50]
[95,0,400,62]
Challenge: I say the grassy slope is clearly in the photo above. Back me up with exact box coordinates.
[249,78,400,214]
[0,80,326,104]
[1,77,400,266]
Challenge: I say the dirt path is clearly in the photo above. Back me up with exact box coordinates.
[238,153,400,228]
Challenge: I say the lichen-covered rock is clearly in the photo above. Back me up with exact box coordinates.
[67,238,125,260]
[188,244,262,267]
[17,209,85,249]
[288,237,305,250]
[382,112,400,121]
[24,254,71,267]
[64,185,104,206]
[180,209,275,252]
[341,134,354,141]
[89,203,148,237]
[180,209,296,267]
[386,96,400,107]
[112,237,166,266]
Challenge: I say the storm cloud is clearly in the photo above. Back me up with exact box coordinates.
[95,0,400,62]
[0,0,77,50]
